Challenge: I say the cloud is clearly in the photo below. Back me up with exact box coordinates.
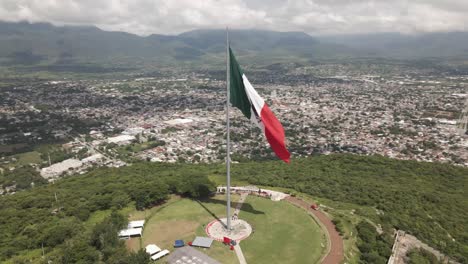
[0,0,466,35]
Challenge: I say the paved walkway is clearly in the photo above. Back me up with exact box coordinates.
[233,192,248,264]
[205,218,252,242]
[285,196,344,264]
[234,192,249,215]
[234,244,247,264]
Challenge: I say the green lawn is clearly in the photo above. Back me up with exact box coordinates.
[134,194,326,264]
[240,196,326,264]
[298,194,381,264]
[1,143,72,169]
[138,195,239,264]
[1,151,42,169]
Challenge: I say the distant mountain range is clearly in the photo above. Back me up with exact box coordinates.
[1,21,468,68]
[320,32,468,59]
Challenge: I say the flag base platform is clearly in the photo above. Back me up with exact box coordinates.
[205,218,252,242]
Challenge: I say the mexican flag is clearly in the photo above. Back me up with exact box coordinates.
[229,47,291,163]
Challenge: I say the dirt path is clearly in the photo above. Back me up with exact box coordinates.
[285,196,344,264]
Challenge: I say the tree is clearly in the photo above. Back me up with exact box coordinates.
[60,238,99,264]
[118,249,151,264]
[42,218,82,247]
[111,191,131,209]
[407,248,442,264]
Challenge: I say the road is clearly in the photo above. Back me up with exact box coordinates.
[71,133,127,167]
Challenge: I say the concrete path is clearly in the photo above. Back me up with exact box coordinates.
[234,244,247,264]
[234,192,248,215]
[233,192,249,264]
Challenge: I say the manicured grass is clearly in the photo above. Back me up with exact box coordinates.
[135,194,326,264]
[240,196,326,264]
[139,195,239,264]
[251,185,381,264]
[297,193,380,264]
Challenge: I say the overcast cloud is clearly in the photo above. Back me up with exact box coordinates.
[0,0,467,35]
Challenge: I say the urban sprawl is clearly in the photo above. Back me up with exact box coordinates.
[1,64,468,187]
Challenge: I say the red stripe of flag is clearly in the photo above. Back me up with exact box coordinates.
[261,104,290,163]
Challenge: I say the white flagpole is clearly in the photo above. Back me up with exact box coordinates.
[226,27,231,231]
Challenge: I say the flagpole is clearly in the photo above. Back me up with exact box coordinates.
[226,27,231,231]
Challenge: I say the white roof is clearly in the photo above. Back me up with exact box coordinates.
[164,118,193,126]
[122,127,144,136]
[107,135,136,144]
[438,119,457,125]
[118,227,142,237]
[192,237,213,248]
[81,154,104,163]
[128,220,145,228]
[150,249,170,260]
[145,244,161,255]
[40,159,83,178]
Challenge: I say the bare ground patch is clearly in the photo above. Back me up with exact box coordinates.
[125,237,141,252]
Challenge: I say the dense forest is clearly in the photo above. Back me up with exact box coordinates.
[355,221,393,263]
[232,154,468,262]
[0,154,467,263]
[406,248,444,264]
[0,163,216,262]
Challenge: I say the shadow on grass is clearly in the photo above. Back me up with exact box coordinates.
[196,200,222,223]
[195,197,265,221]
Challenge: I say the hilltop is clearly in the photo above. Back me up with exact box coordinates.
[0,155,467,263]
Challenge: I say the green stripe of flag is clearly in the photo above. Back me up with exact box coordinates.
[229,47,251,119]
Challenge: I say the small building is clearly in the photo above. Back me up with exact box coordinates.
[81,154,104,164]
[128,220,145,229]
[164,118,193,126]
[118,219,145,238]
[145,244,162,256]
[150,249,170,261]
[118,227,142,238]
[40,159,83,179]
[191,237,213,248]
[123,127,144,136]
[107,135,136,145]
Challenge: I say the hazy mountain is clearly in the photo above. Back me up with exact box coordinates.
[1,21,468,69]
[0,21,347,67]
[320,32,468,59]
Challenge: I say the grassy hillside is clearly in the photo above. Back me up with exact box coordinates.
[0,155,467,263]
[232,154,468,262]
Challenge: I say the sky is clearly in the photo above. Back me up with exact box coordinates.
[0,0,467,36]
